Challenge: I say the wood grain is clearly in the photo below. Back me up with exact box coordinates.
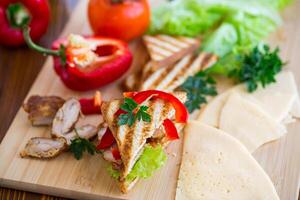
[0,0,299,199]
[0,1,77,200]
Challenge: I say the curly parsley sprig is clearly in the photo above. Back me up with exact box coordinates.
[69,129,100,160]
[180,72,217,113]
[205,44,284,92]
[118,98,151,127]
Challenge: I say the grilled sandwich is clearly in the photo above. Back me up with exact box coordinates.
[143,35,200,68]
[125,52,217,92]
[100,91,187,193]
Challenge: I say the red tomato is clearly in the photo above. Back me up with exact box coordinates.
[88,0,150,41]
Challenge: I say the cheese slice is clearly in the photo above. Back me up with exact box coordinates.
[197,89,232,127]
[219,92,286,152]
[197,70,300,126]
[176,121,279,200]
[240,70,299,122]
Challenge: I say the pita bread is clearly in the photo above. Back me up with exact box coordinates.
[219,92,286,152]
[176,121,279,200]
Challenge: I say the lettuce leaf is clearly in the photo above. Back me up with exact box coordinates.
[148,0,222,37]
[107,164,120,179]
[107,145,167,181]
[149,0,282,56]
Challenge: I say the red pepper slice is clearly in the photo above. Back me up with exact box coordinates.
[132,90,188,123]
[79,91,102,115]
[163,118,179,141]
[96,128,115,150]
[111,147,121,160]
[0,0,50,47]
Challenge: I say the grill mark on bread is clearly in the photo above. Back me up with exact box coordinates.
[167,53,206,91]
[143,35,200,68]
[202,54,218,70]
[144,35,182,53]
[156,35,191,48]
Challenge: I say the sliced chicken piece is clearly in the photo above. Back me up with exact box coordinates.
[52,98,81,138]
[23,95,65,126]
[64,124,98,145]
[20,137,67,159]
[97,123,108,141]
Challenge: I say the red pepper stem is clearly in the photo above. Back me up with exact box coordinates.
[23,26,60,56]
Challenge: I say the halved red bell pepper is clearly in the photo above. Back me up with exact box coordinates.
[0,0,50,47]
[131,90,188,123]
[163,118,179,141]
[96,128,115,150]
[79,91,102,115]
[22,27,133,91]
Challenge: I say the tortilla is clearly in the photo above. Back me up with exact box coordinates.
[219,92,286,152]
[176,121,279,200]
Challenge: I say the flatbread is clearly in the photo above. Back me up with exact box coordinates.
[219,92,286,152]
[176,121,279,200]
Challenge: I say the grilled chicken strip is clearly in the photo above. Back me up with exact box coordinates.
[23,95,65,126]
[64,124,98,145]
[52,98,81,138]
[20,137,67,159]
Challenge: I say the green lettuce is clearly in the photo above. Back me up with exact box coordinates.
[148,0,222,37]
[149,0,283,56]
[107,145,167,181]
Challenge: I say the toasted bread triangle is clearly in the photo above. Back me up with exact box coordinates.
[143,35,200,67]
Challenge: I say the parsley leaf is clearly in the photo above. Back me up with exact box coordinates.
[237,45,283,92]
[118,98,151,127]
[181,72,217,113]
[205,44,284,92]
[136,106,151,122]
[69,130,99,160]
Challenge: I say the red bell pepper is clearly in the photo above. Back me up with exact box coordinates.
[0,0,50,47]
[131,90,188,123]
[22,27,133,91]
[163,118,179,141]
[111,146,121,160]
[79,91,102,115]
[96,128,115,150]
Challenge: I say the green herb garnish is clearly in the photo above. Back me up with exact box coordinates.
[118,98,151,127]
[181,44,283,113]
[205,44,284,92]
[69,129,99,160]
[232,45,283,92]
[180,72,217,113]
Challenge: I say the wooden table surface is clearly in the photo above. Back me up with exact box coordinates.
[0,1,299,200]
[0,1,78,199]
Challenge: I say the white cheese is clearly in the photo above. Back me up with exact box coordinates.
[176,121,279,200]
[197,70,300,126]
[219,92,286,153]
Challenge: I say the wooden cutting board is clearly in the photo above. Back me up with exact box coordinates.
[0,0,299,199]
